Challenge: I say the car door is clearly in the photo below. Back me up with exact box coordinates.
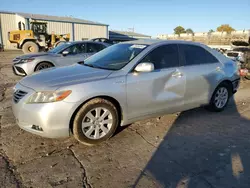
[55,43,87,66]
[178,44,222,109]
[126,44,186,119]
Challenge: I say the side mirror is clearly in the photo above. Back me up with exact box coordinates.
[134,62,154,72]
[62,50,69,56]
[77,60,84,64]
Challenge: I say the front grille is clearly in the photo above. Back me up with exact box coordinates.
[13,90,28,103]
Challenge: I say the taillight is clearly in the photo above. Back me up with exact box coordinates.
[239,68,248,76]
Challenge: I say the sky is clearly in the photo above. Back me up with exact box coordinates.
[1,0,250,37]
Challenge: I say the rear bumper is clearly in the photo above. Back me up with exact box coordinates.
[232,78,240,93]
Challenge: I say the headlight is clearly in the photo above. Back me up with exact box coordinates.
[20,58,35,63]
[27,90,72,103]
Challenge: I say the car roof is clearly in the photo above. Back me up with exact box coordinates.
[122,39,205,46]
[66,40,109,46]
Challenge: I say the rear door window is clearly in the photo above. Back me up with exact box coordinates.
[179,44,218,66]
[141,44,180,70]
[77,43,86,53]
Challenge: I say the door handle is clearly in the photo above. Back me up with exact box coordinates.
[172,71,183,78]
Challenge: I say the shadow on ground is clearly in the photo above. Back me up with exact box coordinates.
[133,96,250,188]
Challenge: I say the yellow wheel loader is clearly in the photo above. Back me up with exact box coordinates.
[8,21,70,54]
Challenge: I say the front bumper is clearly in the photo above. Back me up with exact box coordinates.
[12,65,27,76]
[12,83,77,138]
[12,60,38,76]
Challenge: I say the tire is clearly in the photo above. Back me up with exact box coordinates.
[22,41,39,54]
[73,98,119,145]
[35,62,53,71]
[207,82,232,112]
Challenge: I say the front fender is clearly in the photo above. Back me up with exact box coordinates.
[59,76,128,124]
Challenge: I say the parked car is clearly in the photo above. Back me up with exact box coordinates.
[90,38,114,45]
[224,47,250,63]
[12,41,110,76]
[12,40,240,145]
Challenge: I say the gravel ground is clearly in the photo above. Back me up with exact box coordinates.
[1,50,250,188]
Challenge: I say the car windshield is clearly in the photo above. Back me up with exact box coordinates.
[48,43,72,54]
[83,43,148,70]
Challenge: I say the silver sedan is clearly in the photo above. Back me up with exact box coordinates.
[12,41,110,76]
[12,39,240,145]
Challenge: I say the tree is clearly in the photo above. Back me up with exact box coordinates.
[186,28,194,34]
[208,29,214,33]
[174,26,185,35]
[216,24,235,33]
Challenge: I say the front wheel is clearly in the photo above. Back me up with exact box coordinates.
[207,83,231,112]
[73,98,119,145]
[35,62,53,71]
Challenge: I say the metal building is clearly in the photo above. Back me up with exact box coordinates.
[0,11,108,49]
[109,30,151,43]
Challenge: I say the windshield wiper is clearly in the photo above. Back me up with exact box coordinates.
[82,63,117,70]
[83,63,96,68]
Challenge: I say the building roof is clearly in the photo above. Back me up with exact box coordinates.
[0,11,108,26]
[109,30,151,38]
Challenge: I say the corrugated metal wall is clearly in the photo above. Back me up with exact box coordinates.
[74,24,107,40]
[44,21,73,41]
[0,13,18,49]
[0,13,108,49]
[16,14,26,29]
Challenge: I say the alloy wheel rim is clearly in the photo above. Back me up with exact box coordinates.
[214,87,228,109]
[38,64,49,70]
[82,107,113,139]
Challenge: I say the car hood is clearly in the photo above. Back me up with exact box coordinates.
[16,52,58,59]
[20,64,113,91]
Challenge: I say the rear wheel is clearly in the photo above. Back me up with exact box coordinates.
[73,98,119,145]
[22,41,39,54]
[207,83,232,112]
[35,62,53,71]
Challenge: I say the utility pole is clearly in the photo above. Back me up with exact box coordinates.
[128,27,135,38]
